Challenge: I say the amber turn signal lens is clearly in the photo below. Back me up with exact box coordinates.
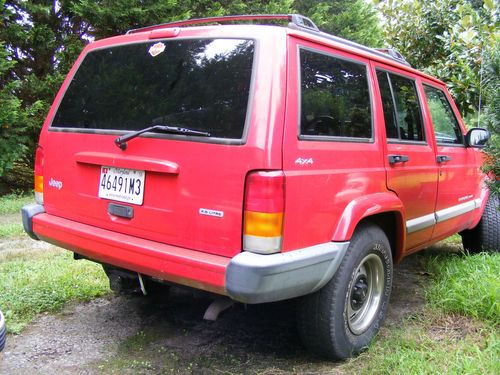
[244,211,283,237]
[34,175,44,193]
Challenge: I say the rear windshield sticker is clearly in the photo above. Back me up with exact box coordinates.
[149,42,165,57]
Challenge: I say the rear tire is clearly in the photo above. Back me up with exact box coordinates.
[461,193,499,253]
[297,224,393,360]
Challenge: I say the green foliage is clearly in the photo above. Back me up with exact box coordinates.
[375,0,499,117]
[0,0,382,189]
[295,0,383,46]
[425,252,500,325]
[0,249,110,334]
[481,39,500,193]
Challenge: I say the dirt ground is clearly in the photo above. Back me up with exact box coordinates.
[0,238,428,374]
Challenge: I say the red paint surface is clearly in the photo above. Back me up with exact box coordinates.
[33,24,487,288]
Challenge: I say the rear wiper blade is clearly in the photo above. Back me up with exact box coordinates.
[114,125,211,150]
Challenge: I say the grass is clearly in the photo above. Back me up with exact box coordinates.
[345,313,500,374]
[0,191,32,239]
[0,203,498,374]
[0,222,24,238]
[0,249,110,333]
[0,192,33,215]
[425,252,500,325]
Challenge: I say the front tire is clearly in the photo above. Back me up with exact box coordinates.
[461,193,499,253]
[297,223,393,360]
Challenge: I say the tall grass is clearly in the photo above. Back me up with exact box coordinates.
[0,192,33,215]
[0,249,110,333]
[425,252,500,326]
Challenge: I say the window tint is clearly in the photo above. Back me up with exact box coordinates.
[300,49,372,139]
[376,70,425,142]
[423,85,463,145]
[51,39,255,139]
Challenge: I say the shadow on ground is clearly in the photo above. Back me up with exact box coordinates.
[0,247,430,375]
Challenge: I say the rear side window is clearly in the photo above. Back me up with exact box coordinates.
[423,85,464,145]
[376,71,425,142]
[300,49,372,139]
[51,39,255,140]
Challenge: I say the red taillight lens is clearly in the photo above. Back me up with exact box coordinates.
[243,171,285,254]
[34,145,44,204]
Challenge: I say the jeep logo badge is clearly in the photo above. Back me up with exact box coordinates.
[48,177,63,190]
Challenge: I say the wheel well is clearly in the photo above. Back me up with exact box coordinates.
[358,212,404,262]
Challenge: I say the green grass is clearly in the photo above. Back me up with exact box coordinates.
[0,249,110,333]
[0,222,25,238]
[424,252,500,325]
[345,314,500,374]
[0,192,33,215]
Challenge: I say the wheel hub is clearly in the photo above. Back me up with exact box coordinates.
[346,253,385,335]
[350,276,368,310]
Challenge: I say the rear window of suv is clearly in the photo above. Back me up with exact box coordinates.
[51,39,255,140]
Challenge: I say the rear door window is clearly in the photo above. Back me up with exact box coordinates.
[376,70,425,142]
[299,49,372,140]
[51,39,255,140]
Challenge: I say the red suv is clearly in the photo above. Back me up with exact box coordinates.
[22,15,497,359]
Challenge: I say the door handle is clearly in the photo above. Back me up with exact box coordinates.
[388,154,409,164]
[436,155,452,163]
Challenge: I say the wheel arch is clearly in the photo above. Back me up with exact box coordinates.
[331,192,406,263]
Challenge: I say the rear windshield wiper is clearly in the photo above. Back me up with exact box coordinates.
[114,125,211,150]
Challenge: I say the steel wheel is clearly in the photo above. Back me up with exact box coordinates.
[346,253,385,335]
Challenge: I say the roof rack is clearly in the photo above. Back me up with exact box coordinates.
[375,48,410,66]
[126,14,411,67]
[126,14,318,35]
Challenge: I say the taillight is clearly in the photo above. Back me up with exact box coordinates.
[243,171,285,254]
[34,145,44,204]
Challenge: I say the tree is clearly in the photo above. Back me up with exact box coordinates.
[376,0,499,193]
[295,0,383,46]
[481,40,500,193]
[0,0,382,190]
[375,0,499,116]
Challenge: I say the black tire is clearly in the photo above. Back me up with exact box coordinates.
[461,193,499,253]
[0,310,6,352]
[297,223,393,360]
[102,265,170,297]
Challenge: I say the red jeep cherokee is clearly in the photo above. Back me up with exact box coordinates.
[22,15,497,359]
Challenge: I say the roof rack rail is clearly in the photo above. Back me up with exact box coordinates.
[125,14,411,68]
[375,48,409,66]
[126,14,318,35]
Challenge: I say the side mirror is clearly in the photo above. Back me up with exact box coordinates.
[466,128,490,148]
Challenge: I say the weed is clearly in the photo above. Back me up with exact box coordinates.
[0,222,24,238]
[0,193,33,215]
[424,252,500,325]
[0,249,110,333]
[344,312,500,375]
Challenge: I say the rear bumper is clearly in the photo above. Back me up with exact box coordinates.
[23,205,349,303]
[226,242,349,303]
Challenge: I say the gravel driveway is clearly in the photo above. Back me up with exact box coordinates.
[0,238,427,374]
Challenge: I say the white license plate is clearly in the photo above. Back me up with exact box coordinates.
[98,166,145,205]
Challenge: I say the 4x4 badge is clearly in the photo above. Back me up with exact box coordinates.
[148,42,165,57]
[295,157,314,166]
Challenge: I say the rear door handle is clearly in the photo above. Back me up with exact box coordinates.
[388,154,409,164]
[436,155,452,163]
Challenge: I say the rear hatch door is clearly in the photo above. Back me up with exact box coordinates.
[42,36,265,258]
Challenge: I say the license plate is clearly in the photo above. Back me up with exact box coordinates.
[98,166,145,205]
